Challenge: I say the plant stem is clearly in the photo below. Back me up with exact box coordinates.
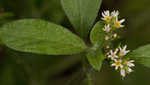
[87,74,92,85]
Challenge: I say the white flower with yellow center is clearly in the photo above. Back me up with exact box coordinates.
[103,24,111,33]
[102,10,111,22]
[108,49,119,60]
[111,10,119,18]
[114,17,125,28]
[111,59,124,70]
[119,45,130,56]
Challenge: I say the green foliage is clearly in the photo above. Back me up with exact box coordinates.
[0,0,150,85]
[41,0,65,24]
[1,19,87,55]
[90,21,105,47]
[130,44,150,68]
[87,49,105,71]
[87,21,106,71]
[61,0,102,39]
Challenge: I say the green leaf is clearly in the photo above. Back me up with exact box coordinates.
[87,49,105,71]
[130,44,150,68]
[1,19,87,55]
[61,0,102,39]
[90,21,105,47]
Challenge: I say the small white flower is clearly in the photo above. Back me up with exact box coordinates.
[120,69,126,77]
[108,49,119,60]
[111,10,119,18]
[114,17,125,28]
[127,67,133,73]
[111,59,124,70]
[119,45,130,56]
[102,10,111,22]
[103,24,111,33]
[126,60,135,67]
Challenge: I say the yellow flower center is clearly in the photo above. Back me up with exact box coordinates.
[116,61,121,66]
[105,16,111,22]
[115,21,121,27]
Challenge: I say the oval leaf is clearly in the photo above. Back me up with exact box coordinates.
[61,0,102,39]
[130,44,150,67]
[87,49,105,71]
[90,21,105,47]
[1,19,87,55]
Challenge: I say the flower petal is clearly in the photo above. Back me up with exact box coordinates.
[120,69,126,77]
[115,66,119,70]
[128,68,133,73]
[120,19,125,23]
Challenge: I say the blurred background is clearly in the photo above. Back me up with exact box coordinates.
[0,0,150,85]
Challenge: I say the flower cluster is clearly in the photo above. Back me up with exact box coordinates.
[109,45,135,77]
[102,10,125,41]
[101,10,135,78]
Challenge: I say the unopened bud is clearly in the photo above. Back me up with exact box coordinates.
[115,48,119,52]
[105,36,109,40]
[113,33,117,38]
[106,45,110,49]
[105,52,110,56]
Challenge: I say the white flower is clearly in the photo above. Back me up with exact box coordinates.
[114,17,125,28]
[120,69,126,77]
[103,24,111,33]
[126,60,135,67]
[102,10,111,22]
[127,67,133,73]
[119,45,130,56]
[111,59,124,70]
[108,49,119,60]
[111,10,119,18]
